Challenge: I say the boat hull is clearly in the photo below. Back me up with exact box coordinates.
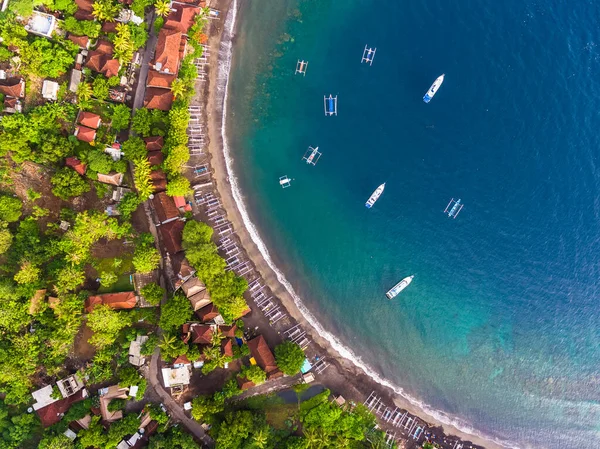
[386,275,414,299]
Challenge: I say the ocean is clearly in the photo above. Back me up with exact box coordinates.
[225,1,600,447]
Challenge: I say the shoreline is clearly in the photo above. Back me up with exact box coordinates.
[199,2,512,449]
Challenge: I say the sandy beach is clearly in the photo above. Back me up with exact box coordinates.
[196,1,507,448]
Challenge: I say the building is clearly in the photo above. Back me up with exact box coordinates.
[196,303,219,322]
[67,34,90,49]
[146,71,176,89]
[0,78,25,98]
[161,366,191,393]
[97,172,124,186]
[247,335,283,379]
[151,192,180,224]
[143,87,174,111]
[151,170,168,193]
[65,157,87,175]
[147,151,164,166]
[182,323,213,345]
[41,80,59,100]
[31,375,88,427]
[99,385,129,422]
[158,219,185,255]
[128,335,149,367]
[164,4,201,33]
[74,0,94,20]
[151,29,184,75]
[25,11,58,38]
[74,111,101,142]
[84,291,138,313]
[85,40,120,78]
[180,277,212,311]
[144,136,164,151]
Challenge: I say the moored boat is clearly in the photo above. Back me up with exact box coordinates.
[365,183,385,208]
[423,74,445,103]
[386,275,414,299]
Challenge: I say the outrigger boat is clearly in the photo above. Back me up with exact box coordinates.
[279,176,292,188]
[365,183,385,208]
[444,198,463,218]
[324,94,337,116]
[386,275,414,299]
[302,146,322,165]
[423,74,445,103]
[295,60,308,76]
[361,45,376,65]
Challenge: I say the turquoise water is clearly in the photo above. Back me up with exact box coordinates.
[226,1,600,447]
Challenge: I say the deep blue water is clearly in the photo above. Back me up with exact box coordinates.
[227,1,600,447]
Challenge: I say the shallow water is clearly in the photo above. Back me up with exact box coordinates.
[226,1,600,447]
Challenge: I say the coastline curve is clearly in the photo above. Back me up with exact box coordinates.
[214,3,520,449]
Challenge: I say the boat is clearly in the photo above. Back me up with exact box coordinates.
[324,94,337,116]
[302,146,322,165]
[361,45,376,65]
[386,275,414,299]
[365,183,385,208]
[279,176,292,188]
[423,74,445,103]
[444,198,463,218]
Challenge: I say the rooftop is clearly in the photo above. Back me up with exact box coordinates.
[74,125,96,143]
[144,87,174,111]
[97,172,124,186]
[77,111,101,129]
[0,78,25,98]
[144,135,164,151]
[85,291,137,313]
[152,29,183,74]
[35,388,88,428]
[151,191,180,224]
[165,4,201,33]
[146,71,176,89]
[247,335,282,378]
[161,367,190,388]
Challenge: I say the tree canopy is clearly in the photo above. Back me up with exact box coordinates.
[274,341,305,376]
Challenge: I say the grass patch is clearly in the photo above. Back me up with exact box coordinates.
[265,403,298,430]
[98,273,134,293]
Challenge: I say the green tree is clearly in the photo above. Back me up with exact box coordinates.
[166,174,191,196]
[129,23,148,50]
[214,411,254,449]
[111,104,132,131]
[87,304,133,348]
[131,0,154,16]
[13,261,40,285]
[240,365,267,385]
[117,192,140,219]
[87,150,114,174]
[54,265,86,293]
[171,78,187,99]
[122,136,147,160]
[92,76,110,101]
[0,194,22,222]
[113,23,135,65]
[38,433,76,449]
[155,0,171,17]
[106,414,140,448]
[141,282,164,306]
[0,224,13,254]
[158,332,188,360]
[159,293,192,331]
[77,82,93,102]
[141,334,158,355]
[92,0,122,21]
[62,17,102,38]
[53,0,78,14]
[131,108,152,136]
[99,271,118,287]
[274,341,305,376]
[133,157,154,200]
[133,236,160,273]
[163,144,189,174]
[51,168,90,200]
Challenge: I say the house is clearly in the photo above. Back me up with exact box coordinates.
[182,323,213,345]
[66,157,87,175]
[221,339,233,357]
[25,11,58,38]
[74,0,94,20]
[99,385,129,422]
[161,366,190,389]
[247,335,283,379]
[144,136,164,151]
[173,196,187,210]
[146,71,176,89]
[74,125,97,143]
[85,40,120,78]
[151,29,184,74]
[147,151,164,166]
[3,97,22,114]
[219,324,237,338]
[84,291,137,313]
[0,78,25,98]
[171,254,195,289]
[237,376,255,391]
[181,276,206,298]
[196,303,219,322]
[158,219,185,255]
[101,21,119,33]
[42,80,59,101]
[151,192,180,224]
[164,4,200,33]
[173,354,191,368]
[77,111,102,129]
[128,334,149,367]
[67,34,90,49]
[104,143,123,161]
[31,375,88,427]
[97,172,124,186]
[144,87,174,111]
[112,186,131,202]
[151,171,168,193]
[69,69,82,93]
[56,375,85,398]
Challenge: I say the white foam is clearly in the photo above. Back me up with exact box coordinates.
[215,3,520,449]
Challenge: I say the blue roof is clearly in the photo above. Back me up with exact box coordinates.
[300,358,312,374]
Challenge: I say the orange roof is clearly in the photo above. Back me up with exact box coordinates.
[221,339,234,357]
[0,78,25,98]
[96,40,114,55]
[173,354,190,366]
[237,376,255,391]
[146,71,176,89]
[164,4,200,33]
[196,303,219,322]
[67,34,89,49]
[85,292,137,313]
[102,22,118,33]
[144,87,174,111]
[66,157,87,175]
[158,219,184,255]
[74,125,96,143]
[147,151,164,166]
[102,59,120,78]
[219,325,237,338]
[184,323,213,344]
[173,196,186,209]
[144,136,164,151]
[74,0,94,20]
[77,111,101,129]
[247,335,281,377]
[152,29,183,74]
[151,191,179,224]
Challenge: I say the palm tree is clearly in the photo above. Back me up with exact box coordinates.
[77,82,93,102]
[155,0,171,17]
[170,78,187,99]
[113,23,134,64]
[334,434,350,449]
[303,428,324,449]
[251,428,269,449]
[158,333,178,353]
[92,0,121,21]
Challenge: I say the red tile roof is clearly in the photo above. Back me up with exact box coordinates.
[158,219,184,255]
[146,71,176,89]
[196,303,219,322]
[173,354,190,366]
[237,376,255,391]
[101,21,118,33]
[74,125,96,143]
[147,151,164,166]
[74,0,94,20]
[67,34,89,49]
[165,4,200,33]
[152,29,183,74]
[85,51,120,78]
[66,157,87,175]
[144,87,174,111]
[102,59,120,78]
[221,339,234,357]
[37,389,87,428]
[4,97,17,109]
[247,335,282,378]
[77,111,101,129]
[151,191,179,224]
[84,292,137,313]
[144,136,164,151]
[0,78,25,98]
[219,325,237,338]
[96,40,114,55]
[183,323,213,344]
[173,196,186,209]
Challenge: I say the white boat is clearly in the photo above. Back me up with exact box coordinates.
[365,183,385,208]
[386,275,414,299]
[423,74,445,103]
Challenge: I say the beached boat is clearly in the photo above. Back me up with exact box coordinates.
[386,275,414,299]
[365,183,385,208]
[423,74,445,103]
